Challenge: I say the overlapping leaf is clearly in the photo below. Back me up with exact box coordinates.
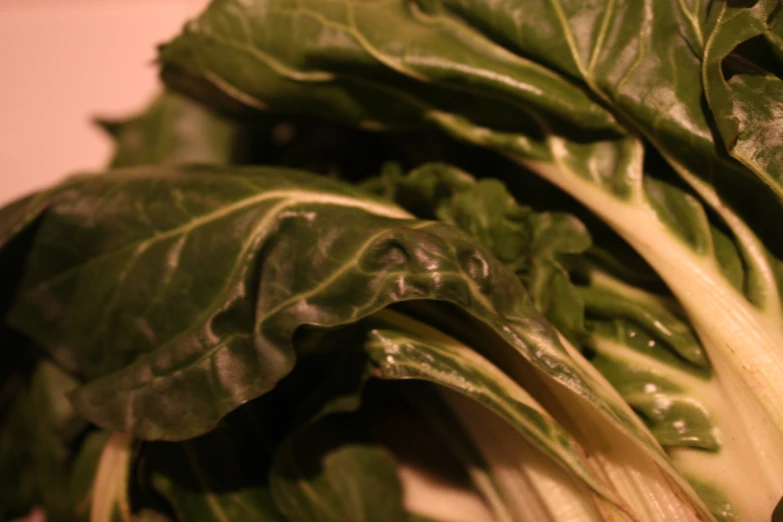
[157,0,783,472]
[0,166,646,453]
[702,0,783,200]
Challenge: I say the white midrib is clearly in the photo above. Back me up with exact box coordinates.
[556,334,712,521]
[516,154,783,441]
[592,335,783,520]
[90,432,133,522]
[30,188,412,292]
[140,188,412,240]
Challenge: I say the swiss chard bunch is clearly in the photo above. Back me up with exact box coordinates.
[2,1,783,521]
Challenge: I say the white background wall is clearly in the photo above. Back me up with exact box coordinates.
[0,0,210,204]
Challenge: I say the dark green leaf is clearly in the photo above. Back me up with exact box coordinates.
[99,91,246,168]
[0,191,56,250]
[5,166,411,439]
[270,416,408,522]
[5,165,660,453]
[585,319,716,450]
[160,0,619,134]
[146,423,285,522]
[364,163,590,342]
[702,0,783,201]
[156,7,783,497]
[0,360,83,521]
[577,265,706,367]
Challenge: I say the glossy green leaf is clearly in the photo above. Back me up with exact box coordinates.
[702,0,783,201]
[159,0,619,133]
[365,310,712,520]
[5,166,411,439]
[159,0,778,209]
[577,265,706,368]
[364,162,775,520]
[364,311,621,510]
[3,165,665,454]
[365,163,590,343]
[158,9,783,515]
[585,319,715,450]
[2,164,716,518]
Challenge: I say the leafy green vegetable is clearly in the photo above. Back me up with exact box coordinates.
[4,1,783,521]
[5,166,412,439]
[367,310,621,507]
[0,165,652,455]
[0,165,714,520]
[702,0,783,200]
[156,2,783,518]
[0,359,83,521]
[369,163,783,521]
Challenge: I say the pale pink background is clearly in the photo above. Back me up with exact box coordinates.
[0,0,210,204]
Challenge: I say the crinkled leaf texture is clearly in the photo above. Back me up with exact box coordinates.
[365,163,765,519]
[1,166,642,450]
[702,0,783,201]
[157,6,783,519]
[6,165,412,440]
[0,165,712,518]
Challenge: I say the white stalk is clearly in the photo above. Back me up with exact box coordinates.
[399,461,496,522]
[544,337,711,522]
[439,387,614,522]
[90,432,133,522]
[517,151,783,449]
[591,335,783,520]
